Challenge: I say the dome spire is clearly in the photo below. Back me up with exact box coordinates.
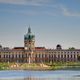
[28,25,31,33]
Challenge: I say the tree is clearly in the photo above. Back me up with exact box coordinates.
[68,47,75,50]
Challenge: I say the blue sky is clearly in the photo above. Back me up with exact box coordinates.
[0,0,80,49]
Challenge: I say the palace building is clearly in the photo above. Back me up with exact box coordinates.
[0,27,80,63]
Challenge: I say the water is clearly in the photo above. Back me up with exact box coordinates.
[0,70,80,80]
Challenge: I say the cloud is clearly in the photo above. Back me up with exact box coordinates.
[0,8,57,17]
[60,5,80,17]
[0,0,25,5]
[0,0,51,6]
[0,9,38,16]
[0,0,80,17]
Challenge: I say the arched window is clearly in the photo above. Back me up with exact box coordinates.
[22,54,24,58]
[61,55,63,58]
[5,55,8,58]
[65,55,66,57]
[39,54,40,58]
[12,54,14,58]
[54,54,56,58]
[26,54,27,57]
[9,55,10,58]
[16,54,17,58]
[35,54,37,58]
[49,54,51,58]
[68,55,69,58]
[4,55,5,58]
[42,54,43,58]
[74,54,76,58]
[71,55,72,58]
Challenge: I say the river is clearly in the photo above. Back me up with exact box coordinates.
[0,70,80,80]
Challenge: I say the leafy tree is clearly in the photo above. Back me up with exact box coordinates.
[68,47,75,50]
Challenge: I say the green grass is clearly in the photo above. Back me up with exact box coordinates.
[0,63,9,70]
[0,62,80,70]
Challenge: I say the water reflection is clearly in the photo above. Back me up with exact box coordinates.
[24,77,55,80]
[0,77,80,80]
[0,70,80,80]
[24,77,48,80]
[24,77,80,80]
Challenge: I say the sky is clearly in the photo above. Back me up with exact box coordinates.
[0,0,80,49]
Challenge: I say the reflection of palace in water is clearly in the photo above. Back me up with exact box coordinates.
[0,27,80,63]
[24,77,49,80]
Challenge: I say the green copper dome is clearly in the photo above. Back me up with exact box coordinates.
[24,27,35,41]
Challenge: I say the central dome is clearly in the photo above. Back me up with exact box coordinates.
[24,27,35,41]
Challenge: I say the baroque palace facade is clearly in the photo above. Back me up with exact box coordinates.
[0,27,80,63]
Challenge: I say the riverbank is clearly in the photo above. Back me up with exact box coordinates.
[0,62,80,70]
